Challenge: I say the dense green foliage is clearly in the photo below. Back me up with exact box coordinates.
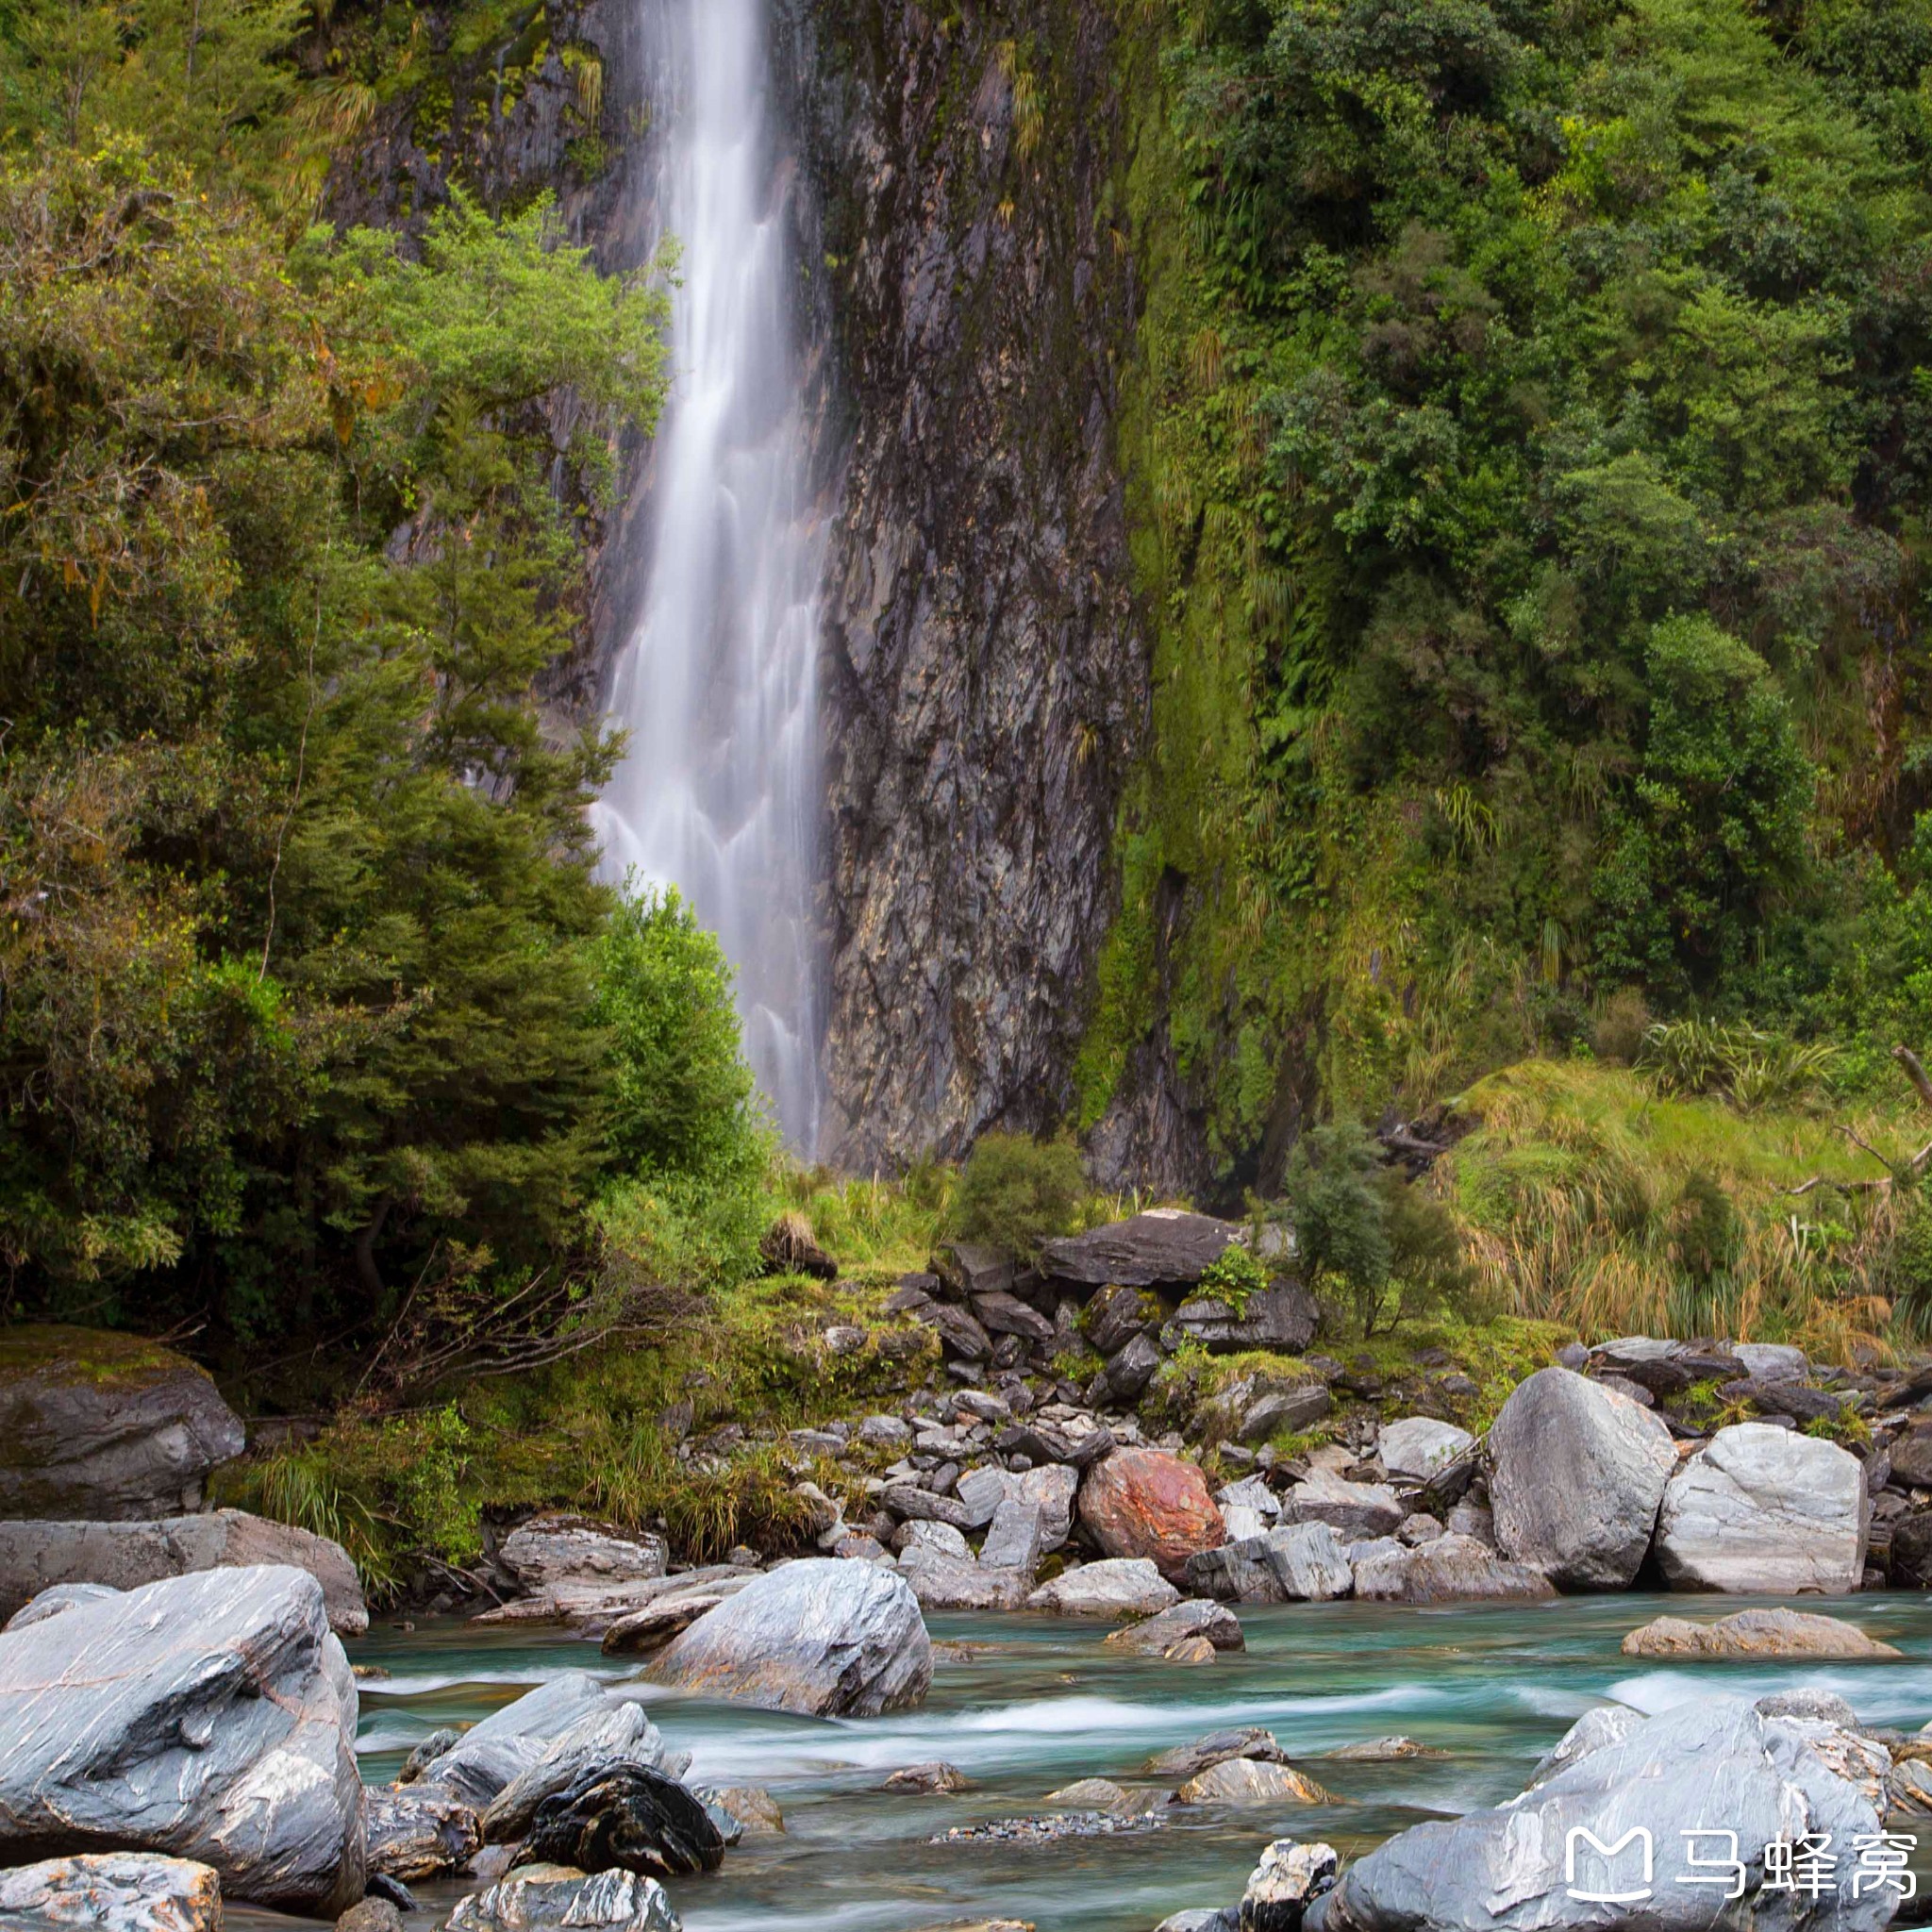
[1089,0,1932,1177]
[0,2,685,1342]
[947,1131,1091,1258]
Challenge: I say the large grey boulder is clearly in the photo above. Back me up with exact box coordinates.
[649,1559,930,1717]
[1025,1559,1178,1618]
[1350,1534,1555,1605]
[0,1853,223,1931]
[1185,1524,1351,1605]
[0,1509,367,1637]
[416,1674,639,1810]
[1168,1287,1319,1357]
[893,1543,1026,1611]
[446,1863,681,1932]
[1487,1367,1675,1588]
[0,1565,363,1915]
[1307,1697,1891,1932]
[0,1327,245,1522]
[479,1699,685,1841]
[1041,1209,1241,1289]
[1655,1423,1865,1593]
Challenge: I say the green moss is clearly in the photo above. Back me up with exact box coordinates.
[0,1324,196,1387]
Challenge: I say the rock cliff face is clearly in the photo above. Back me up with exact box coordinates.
[788,2,1151,1172]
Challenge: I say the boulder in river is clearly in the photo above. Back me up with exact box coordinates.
[1146,1727,1289,1781]
[1040,1209,1242,1290]
[1241,1839,1340,1932]
[416,1674,635,1810]
[516,1764,724,1879]
[365,1787,482,1882]
[479,1699,685,1842]
[1102,1598,1243,1657]
[0,1508,368,1637]
[1350,1533,1556,1605]
[1078,1449,1225,1581]
[0,1326,245,1522]
[0,1853,223,1932]
[1487,1366,1675,1589]
[1025,1559,1178,1618]
[1305,1696,1890,1932]
[1655,1422,1865,1592]
[1184,1524,1352,1605]
[649,1558,930,1717]
[1621,1607,1900,1658]
[446,1863,681,1932]
[0,1564,364,1915]
[1172,1758,1332,1807]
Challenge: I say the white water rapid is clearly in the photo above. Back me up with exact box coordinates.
[594,0,826,1153]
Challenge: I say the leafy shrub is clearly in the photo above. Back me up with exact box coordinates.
[1198,1243,1269,1312]
[1593,989,1653,1065]
[947,1132,1089,1258]
[596,1167,770,1292]
[1639,1019,1837,1112]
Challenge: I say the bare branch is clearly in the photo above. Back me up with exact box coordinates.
[1895,1043,1932,1113]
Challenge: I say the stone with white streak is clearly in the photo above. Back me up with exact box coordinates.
[1655,1423,1865,1593]
[1374,1419,1474,1483]
[0,1854,223,1932]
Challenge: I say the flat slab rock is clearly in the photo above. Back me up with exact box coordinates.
[1622,1607,1901,1658]
[649,1559,931,1717]
[0,1326,245,1522]
[0,1853,223,1932]
[1025,1559,1178,1619]
[0,1563,364,1916]
[499,1516,667,1592]
[1039,1210,1242,1290]
[0,1509,367,1638]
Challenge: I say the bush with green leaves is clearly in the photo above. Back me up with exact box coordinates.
[946,1132,1089,1259]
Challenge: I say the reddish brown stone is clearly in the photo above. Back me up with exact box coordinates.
[1077,1448,1225,1581]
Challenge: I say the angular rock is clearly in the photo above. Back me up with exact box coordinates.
[1026,1558,1178,1618]
[0,1327,246,1523]
[398,1729,460,1784]
[917,1302,993,1362]
[1079,1448,1225,1581]
[1277,1471,1405,1542]
[0,1854,222,1932]
[979,1498,1046,1575]
[417,1674,627,1807]
[1040,1209,1242,1289]
[995,1417,1114,1470]
[480,1701,682,1842]
[1171,1287,1320,1357]
[701,1786,783,1836]
[1185,1524,1352,1605]
[1306,1698,1888,1932]
[1621,1607,1898,1658]
[858,1413,912,1449]
[880,1484,977,1531]
[446,1864,680,1932]
[934,1241,1015,1299]
[1528,1706,1643,1785]
[1732,1341,1810,1382]
[894,1519,972,1558]
[882,1761,970,1794]
[1237,1386,1332,1442]
[1487,1366,1675,1589]
[1095,1333,1163,1406]
[1889,1415,1932,1489]
[3,1581,120,1631]
[1725,1377,1842,1424]
[0,1509,368,1638]
[1375,1419,1474,1482]
[972,1291,1055,1343]
[1350,1533,1555,1605]
[895,1543,1026,1611]
[650,1558,931,1716]
[598,1589,737,1657]
[0,1564,363,1915]
[1146,1728,1289,1780]
[1102,1598,1244,1657]
[339,1904,405,1932]
[516,1764,724,1879]
[1241,1840,1340,1932]
[1086,1283,1153,1357]
[1656,1423,1865,1593]
[1215,1477,1280,1523]
[365,1787,483,1882]
[1174,1758,1331,1806]
[499,1516,667,1593]
[1158,1913,1238,1932]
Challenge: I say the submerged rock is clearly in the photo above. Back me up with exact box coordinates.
[650,1558,931,1717]
[0,1853,223,1932]
[882,1761,971,1794]
[1025,1559,1178,1618]
[1655,1423,1865,1593]
[1622,1607,1900,1658]
[1172,1758,1332,1807]
[1306,1697,1890,1932]
[0,1326,246,1522]
[446,1863,681,1932]
[1487,1367,1675,1589]
[0,1509,367,1637]
[1079,1449,1226,1581]
[1145,1727,1289,1781]
[515,1764,724,1880]
[0,1564,364,1916]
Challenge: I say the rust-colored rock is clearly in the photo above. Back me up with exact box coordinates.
[1077,1448,1224,1583]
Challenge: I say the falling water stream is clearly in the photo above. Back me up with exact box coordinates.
[593,0,825,1151]
[222,1595,1932,1932]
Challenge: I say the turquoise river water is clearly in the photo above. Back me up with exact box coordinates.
[242,1593,1932,1932]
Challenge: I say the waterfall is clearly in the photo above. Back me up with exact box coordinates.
[593,0,826,1154]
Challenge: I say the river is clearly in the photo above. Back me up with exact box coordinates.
[238,1593,1932,1931]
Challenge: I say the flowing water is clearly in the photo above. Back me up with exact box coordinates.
[593,0,827,1152]
[288,1594,1932,1932]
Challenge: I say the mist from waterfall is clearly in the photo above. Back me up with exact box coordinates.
[593,0,826,1155]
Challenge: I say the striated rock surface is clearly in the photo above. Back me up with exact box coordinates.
[1350,1534,1555,1606]
[0,1565,363,1915]
[1622,1607,1900,1658]
[1102,1599,1244,1657]
[1487,1367,1675,1589]
[1655,1423,1866,1593]
[649,1559,930,1717]
[365,1788,482,1882]
[1040,1213,1240,1291]
[0,1510,367,1637]
[0,1853,223,1932]
[0,1327,245,1523]
[1026,1559,1178,1618]
[499,1517,667,1594]
[1078,1449,1224,1581]
[445,1863,681,1932]
[1241,1840,1340,1932]
[516,1765,724,1879]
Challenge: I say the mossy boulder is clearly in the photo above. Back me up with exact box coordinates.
[0,1325,245,1521]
